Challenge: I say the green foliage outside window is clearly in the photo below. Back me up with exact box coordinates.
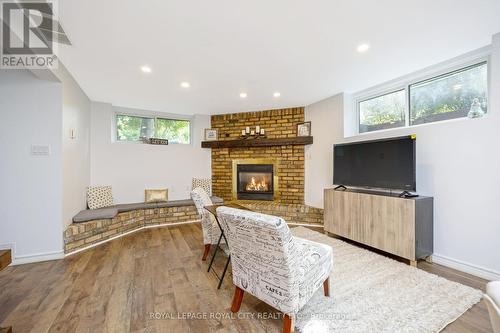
[410,62,487,125]
[155,118,190,144]
[359,90,406,133]
[116,115,190,144]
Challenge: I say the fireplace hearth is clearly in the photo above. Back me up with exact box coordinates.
[236,164,274,200]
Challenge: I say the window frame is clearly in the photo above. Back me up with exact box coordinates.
[354,51,491,135]
[408,61,488,126]
[113,112,192,145]
[357,88,408,133]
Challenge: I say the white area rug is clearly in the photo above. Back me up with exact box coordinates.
[291,227,483,333]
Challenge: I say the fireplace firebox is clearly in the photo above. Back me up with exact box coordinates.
[237,164,274,200]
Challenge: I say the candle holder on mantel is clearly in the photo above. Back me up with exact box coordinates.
[240,126,267,139]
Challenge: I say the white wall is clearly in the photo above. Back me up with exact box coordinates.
[90,102,211,203]
[305,33,500,279]
[0,70,64,261]
[54,64,91,227]
[305,93,344,208]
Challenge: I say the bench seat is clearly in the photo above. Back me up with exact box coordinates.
[65,196,224,254]
[73,196,223,223]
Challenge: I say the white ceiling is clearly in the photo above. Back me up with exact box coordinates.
[58,0,500,115]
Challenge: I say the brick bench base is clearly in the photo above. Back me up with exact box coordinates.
[64,201,324,254]
[235,201,324,226]
[64,205,200,253]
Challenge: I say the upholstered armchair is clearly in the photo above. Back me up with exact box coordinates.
[486,281,500,333]
[216,206,333,333]
[190,187,222,260]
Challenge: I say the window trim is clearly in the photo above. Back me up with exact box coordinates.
[113,111,192,145]
[353,49,491,135]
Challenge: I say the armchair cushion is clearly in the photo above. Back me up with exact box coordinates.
[488,281,500,307]
[486,281,500,333]
[294,237,333,310]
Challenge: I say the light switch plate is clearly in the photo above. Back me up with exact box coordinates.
[31,144,51,156]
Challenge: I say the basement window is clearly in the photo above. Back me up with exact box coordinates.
[116,114,191,144]
[355,57,489,134]
[409,62,488,125]
[359,90,406,133]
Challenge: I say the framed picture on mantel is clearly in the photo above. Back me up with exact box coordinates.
[297,121,311,137]
[204,129,218,141]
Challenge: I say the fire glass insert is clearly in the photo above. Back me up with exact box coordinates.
[237,164,274,200]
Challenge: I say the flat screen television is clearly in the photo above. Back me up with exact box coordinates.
[333,136,416,191]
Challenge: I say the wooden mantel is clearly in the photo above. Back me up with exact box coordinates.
[201,136,313,148]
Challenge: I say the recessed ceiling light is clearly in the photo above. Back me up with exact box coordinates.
[239,92,247,98]
[140,66,152,73]
[273,92,281,98]
[180,82,190,88]
[356,43,370,53]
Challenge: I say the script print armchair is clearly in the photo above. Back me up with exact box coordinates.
[216,206,333,333]
[190,187,223,260]
[486,281,500,333]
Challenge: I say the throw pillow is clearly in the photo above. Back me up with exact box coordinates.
[192,178,212,196]
[145,189,168,203]
[87,186,113,209]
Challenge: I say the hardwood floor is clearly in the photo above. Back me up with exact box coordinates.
[0,224,493,333]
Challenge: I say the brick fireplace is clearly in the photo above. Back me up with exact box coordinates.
[210,107,305,204]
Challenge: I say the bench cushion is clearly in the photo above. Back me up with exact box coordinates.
[73,207,118,223]
[73,196,224,223]
[156,198,194,208]
[114,202,158,212]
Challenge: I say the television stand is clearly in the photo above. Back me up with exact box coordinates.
[334,185,347,191]
[399,191,419,198]
[324,188,433,266]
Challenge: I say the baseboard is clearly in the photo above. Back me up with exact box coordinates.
[0,243,14,251]
[65,220,201,257]
[143,220,200,229]
[12,250,65,265]
[432,254,500,281]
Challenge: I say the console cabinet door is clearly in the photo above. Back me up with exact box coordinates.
[327,190,361,241]
[359,194,415,260]
[324,189,335,232]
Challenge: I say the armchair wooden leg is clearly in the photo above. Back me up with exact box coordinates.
[283,314,294,333]
[231,286,244,313]
[323,277,330,297]
[202,244,211,261]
